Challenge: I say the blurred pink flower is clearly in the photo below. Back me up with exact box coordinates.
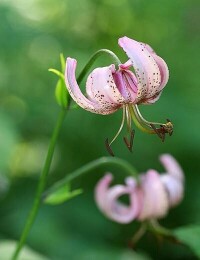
[95,154,184,224]
[65,37,173,152]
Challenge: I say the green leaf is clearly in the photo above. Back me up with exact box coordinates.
[0,240,49,260]
[44,183,83,205]
[60,53,65,73]
[55,78,69,108]
[48,68,64,80]
[174,225,200,257]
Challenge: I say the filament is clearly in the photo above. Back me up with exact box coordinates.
[128,105,155,134]
[133,105,163,127]
[109,106,126,145]
[125,105,132,133]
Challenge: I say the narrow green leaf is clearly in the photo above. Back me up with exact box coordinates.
[48,69,64,80]
[174,225,200,257]
[44,184,83,205]
[60,53,66,73]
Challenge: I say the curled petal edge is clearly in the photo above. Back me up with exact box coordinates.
[65,58,116,115]
[159,154,184,182]
[161,174,184,207]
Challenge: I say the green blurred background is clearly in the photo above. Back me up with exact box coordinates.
[0,0,199,259]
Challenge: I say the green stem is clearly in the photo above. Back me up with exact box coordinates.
[77,49,121,83]
[12,109,66,260]
[12,48,121,260]
[44,157,138,199]
[148,219,173,237]
[130,223,147,247]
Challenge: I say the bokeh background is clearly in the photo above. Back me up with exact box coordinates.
[0,0,199,259]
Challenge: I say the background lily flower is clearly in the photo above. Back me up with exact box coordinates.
[95,173,142,223]
[95,154,184,224]
[65,37,173,152]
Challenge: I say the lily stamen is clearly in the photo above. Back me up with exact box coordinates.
[105,138,115,157]
[125,105,132,133]
[109,106,126,146]
[105,106,126,155]
[150,123,165,142]
[129,104,173,140]
[123,129,135,152]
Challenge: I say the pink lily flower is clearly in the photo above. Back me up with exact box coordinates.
[95,154,184,224]
[65,37,173,153]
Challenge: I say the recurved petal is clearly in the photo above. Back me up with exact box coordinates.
[144,44,169,92]
[65,58,115,115]
[86,65,126,107]
[104,179,141,224]
[159,154,184,182]
[140,91,162,104]
[161,174,184,207]
[95,175,141,224]
[95,173,113,212]
[138,170,169,220]
[151,54,169,92]
[118,37,164,101]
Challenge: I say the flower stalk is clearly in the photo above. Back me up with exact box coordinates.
[12,109,66,260]
[43,156,138,200]
[12,49,123,260]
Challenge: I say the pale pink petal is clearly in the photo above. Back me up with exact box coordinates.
[142,91,162,104]
[144,44,169,92]
[118,37,162,103]
[86,65,126,107]
[95,175,141,224]
[119,60,132,69]
[161,174,184,207]
[159,154,184,182]
[95,173,113,211]
[65,58,116,115]
[112,70,138,102]
[104,178,141,223]
[138,170,169,220]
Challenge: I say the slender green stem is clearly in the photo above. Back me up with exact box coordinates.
[148,219,173,237]
[130,223,147,247]
[77,49,121,83]
[147,220,187,246]
[12,48,121,260]
[44,157,138,199]
[12,109,66,260]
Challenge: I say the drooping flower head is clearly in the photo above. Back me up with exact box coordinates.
[65,37,173,154]
[95,154,184,224]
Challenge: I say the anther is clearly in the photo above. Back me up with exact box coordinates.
[123,137,131,151]
[123,130,135,152]
[165,119,173,136]
[150,123,163,140]
[130,129,135,150]
[159,125,166,142]
[105,138,115,157]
